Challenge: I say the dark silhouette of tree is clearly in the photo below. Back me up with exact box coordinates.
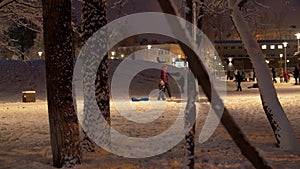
[7,18,37,59]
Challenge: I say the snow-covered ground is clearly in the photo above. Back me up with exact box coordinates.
[1,60,300,168]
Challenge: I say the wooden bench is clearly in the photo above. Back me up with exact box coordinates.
[22,91,36,102]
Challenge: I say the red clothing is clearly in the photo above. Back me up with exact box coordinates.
[161,69,168,83]
[284,73,289,80]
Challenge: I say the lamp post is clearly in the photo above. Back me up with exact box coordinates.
[147,45,151,59]
[295,33,300,52]
[283,42,288,73]
[295,33,300,68]
[279,53,283,68]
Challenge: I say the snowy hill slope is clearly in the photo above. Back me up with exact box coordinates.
[0,59,184,102]
[0,60,46,102]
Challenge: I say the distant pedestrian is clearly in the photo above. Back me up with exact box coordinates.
[234,68,238,81]
[253,68,256,81]
[293,66,299,85]
[279,67,284,83]
[227,70,231,80]
[249,69,254,81]
[236,71,242,91]
[157,80,166,100]
[272,68,277,83]
[284,72,290,83]
[160,65,172,99]
[241,71,246,81]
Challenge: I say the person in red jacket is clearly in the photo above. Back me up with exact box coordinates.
[284,72,290,83]
[160,65,172,99]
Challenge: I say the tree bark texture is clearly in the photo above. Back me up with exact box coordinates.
[42,0,81,167]
[184,1,196,168]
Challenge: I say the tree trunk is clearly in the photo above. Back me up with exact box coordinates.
[42,0,81,167]
[81,0,110,152]
[158,0,273,168]
[184,0,196,168]
[184,71,197,169]
[227,0,300,151]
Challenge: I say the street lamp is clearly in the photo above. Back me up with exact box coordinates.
[38,51,43,59]
[147,45,151,59]
[295,33,300,52]
[283,42,288,73]
[111,51,115,59]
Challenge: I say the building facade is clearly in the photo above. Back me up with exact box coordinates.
[215,39,300,73]
[109,43,188,68]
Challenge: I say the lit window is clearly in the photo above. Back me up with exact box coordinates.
[261,45,267,50]
[278,45,283,49]
[270,45,275,50]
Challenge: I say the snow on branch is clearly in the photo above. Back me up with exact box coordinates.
[0,0,16,9]
[253,0,269,9]
[15,0,42,9]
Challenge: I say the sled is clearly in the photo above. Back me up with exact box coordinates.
[131,97,149,102]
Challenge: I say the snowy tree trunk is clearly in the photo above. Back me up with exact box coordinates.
[184,0,196,168]
[184,71,197,169]
[227,0,300,151]
[158,0,273,168]
[42,0,81,167]
[81,0,110,152]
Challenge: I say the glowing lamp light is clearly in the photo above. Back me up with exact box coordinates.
[228,57,233,66]
[295,33,300,40]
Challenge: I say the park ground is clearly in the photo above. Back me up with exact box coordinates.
[0,60,300,168]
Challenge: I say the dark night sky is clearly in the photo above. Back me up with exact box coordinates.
[108,0,300,28]
[259,0,300,27]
